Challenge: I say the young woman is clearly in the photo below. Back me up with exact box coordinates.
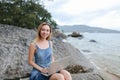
[28,22,72,80]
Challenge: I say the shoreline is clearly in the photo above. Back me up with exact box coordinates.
[99,69,120,80]
[64,33,120,80]
[90,61,120,80]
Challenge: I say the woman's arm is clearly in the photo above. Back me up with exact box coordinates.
[50,41,55,62]
[52,55,55,62]
[28,43,48,73]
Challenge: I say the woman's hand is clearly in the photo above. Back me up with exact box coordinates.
[41,68,48,74]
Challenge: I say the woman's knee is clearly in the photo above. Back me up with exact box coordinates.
[60,70,72,80]
[60,70,71,75]
[50,73,64,80]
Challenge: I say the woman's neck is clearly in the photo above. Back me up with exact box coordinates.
[39,38,47,42]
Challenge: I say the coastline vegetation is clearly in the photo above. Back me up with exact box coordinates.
[0,0,57,29]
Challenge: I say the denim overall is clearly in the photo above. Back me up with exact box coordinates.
[30,41,52,80]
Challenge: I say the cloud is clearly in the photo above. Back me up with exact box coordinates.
[89,10,120,30]
[45,0,120,30]
[48,0,120,15]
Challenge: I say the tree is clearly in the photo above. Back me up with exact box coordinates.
[0,0,57,29]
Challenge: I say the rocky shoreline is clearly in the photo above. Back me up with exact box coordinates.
[0,24,108,80]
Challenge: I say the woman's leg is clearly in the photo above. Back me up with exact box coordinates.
[49,73,65,80]
[60,70,72,80]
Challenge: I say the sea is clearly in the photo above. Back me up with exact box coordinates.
[63,32,120,78]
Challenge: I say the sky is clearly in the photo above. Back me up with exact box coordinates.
[44,0,120,31]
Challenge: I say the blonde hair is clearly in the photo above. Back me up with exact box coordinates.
[33,22,52,43]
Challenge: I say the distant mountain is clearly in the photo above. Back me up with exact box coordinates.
[58,25,120,33]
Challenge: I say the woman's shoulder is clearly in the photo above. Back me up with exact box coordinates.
[29,42,36,48]
[49,40,53,46]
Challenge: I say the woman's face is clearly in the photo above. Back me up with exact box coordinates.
[40,25,50,39]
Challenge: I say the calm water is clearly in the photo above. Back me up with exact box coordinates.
[64,33,120,77]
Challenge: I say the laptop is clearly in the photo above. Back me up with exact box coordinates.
[42,56,71,76]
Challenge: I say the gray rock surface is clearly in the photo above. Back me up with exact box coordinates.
[0,24,35,79]
[0,24,105,80]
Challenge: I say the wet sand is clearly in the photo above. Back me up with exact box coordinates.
[104,71,120,80]
[89,57,120,80]
[97,68,120,80]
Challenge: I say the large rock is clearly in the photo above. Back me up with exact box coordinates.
[0,24,71,79]
[68,31,83,37]
[52,29,67,39]
[0,24,104,80]
[0,24,35,79]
